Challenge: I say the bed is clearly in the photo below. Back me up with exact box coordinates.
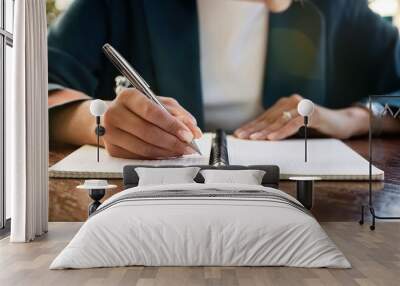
[50,166,350,269]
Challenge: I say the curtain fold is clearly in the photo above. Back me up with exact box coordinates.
[9,0,48,242]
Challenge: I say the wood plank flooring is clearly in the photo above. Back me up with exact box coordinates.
[1,222,400,286]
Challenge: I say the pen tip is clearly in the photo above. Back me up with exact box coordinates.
[191,141,202,155]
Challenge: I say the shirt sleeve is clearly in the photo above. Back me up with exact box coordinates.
[47,0,109,107]
[347,1,400,96]
[48,86,92,109]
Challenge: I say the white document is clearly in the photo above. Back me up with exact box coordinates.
[227,137,384,180]
[50,134,383,180]
[49,134,213,178]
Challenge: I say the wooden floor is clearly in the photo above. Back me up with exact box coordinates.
[1,222,400,286]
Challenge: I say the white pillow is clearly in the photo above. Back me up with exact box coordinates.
[200,169,266,185]
[136,167,200,186]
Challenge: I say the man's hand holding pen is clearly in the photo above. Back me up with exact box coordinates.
[102,44,203,157]
[103,88,202,159]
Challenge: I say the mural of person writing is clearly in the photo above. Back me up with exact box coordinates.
[48,0,400,159]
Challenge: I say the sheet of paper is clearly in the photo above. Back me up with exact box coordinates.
[49,133,213,178]
[227,137,383,180]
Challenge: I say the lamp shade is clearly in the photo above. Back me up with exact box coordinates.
[297,99,314,117]
[90,99,107,117]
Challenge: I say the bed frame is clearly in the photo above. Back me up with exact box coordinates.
[85,165,279,216]
[123,165,280,189]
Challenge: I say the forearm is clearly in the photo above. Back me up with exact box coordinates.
[315,106,400,139]
[338,107,370,138]
[49,90,100,146]
[310,106,369,139]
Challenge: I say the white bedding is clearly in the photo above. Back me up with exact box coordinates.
[50,183,350,269]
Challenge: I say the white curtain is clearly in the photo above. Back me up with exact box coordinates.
[8,0,48,242]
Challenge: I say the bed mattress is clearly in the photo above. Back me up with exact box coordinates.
[50,183,350,269]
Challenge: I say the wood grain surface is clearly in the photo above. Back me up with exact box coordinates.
[49,138,400,223]
[1,222,400,286]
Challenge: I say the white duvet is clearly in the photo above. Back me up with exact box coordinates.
[50,183,350,269]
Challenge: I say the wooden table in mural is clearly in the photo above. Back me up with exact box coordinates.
[49,137,400,222]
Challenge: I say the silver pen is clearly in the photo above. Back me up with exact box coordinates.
[102,43,202,155]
